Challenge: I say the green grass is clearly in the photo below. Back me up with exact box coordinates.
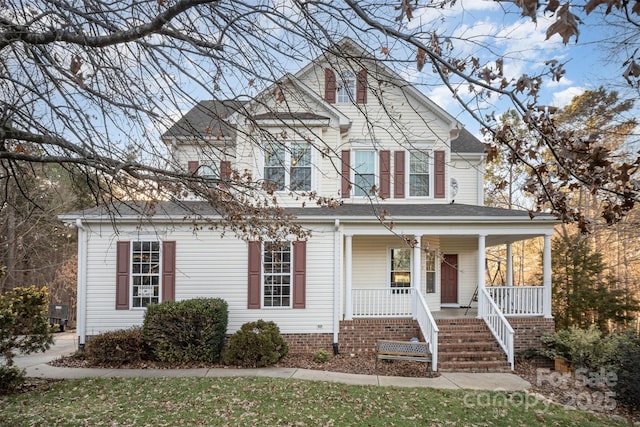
[0,377,624,426]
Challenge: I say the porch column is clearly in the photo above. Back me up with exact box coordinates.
[477,234,486,318]
[543,233,553,318]
[345,234,353,320]
[412,234,422,319]
[506,242,513,287]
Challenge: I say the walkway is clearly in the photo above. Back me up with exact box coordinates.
[13,331,531,392]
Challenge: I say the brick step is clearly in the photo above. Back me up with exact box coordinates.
[438,350,506,362]
[438,360,512,373]
[438,342,501,352]
[437,334,496,343]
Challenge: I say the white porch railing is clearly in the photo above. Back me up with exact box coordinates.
[352,288,413,317]
[415,290,439,371]
[487,286,544,316]
[480,287,514,370]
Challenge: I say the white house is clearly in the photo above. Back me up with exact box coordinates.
[61,38,558,372]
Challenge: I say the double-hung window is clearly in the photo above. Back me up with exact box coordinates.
[409,150,431,197]
[131,241,161,308]
[337,71,355,103]
[264,142,311,192]
[353,150,376,196]
[390,248,411,294]
[263,241,292,308]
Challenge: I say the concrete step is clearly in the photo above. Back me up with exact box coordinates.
[438,360,512,373]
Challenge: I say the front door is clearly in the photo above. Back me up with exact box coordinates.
[441,254,458,304]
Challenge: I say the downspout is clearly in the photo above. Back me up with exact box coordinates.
[75,219,88,350]
[332,218,341,355]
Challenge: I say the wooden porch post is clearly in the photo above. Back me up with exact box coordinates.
[345,234,353,320]
[506,242,513,287]
[477,234,486,318]
[412,234,422,319]
[543,233,552,318]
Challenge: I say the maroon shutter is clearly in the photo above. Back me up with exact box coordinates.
[341,150,351,198]
[187,160,199,173]
[292,241,307,309]
[162,241,176,302]
[220,160,231,179]
[247,241,262,309]
[356,69,367,104]
[325,68,336,104]
[116,241,130,310]
[379,150,391,199]
[394,151,405,199]
[434,150,445,198]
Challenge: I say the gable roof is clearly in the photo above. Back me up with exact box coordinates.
[451,128,485,155]
[161,100,244,142]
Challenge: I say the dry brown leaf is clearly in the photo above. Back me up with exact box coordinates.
[633,0,640,14]
[70,55,82,75]
[416,48,426,71]
[545,0,560,13]
[622,59,640,85]
[381,47,389,55]
[545,3,581,44]
[584,0,621,14]
[516,0,539,22]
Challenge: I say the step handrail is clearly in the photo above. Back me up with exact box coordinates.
[480,287,515,370]
[414,290,439,371]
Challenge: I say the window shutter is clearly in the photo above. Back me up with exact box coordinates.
[162,241,176,302]
[341,150,351,198]
[247,241,262,309]
[324,68,336,104]
[116,241,130,310]
[292,241,307,309]
[379,150,391,199]
[434,150,446,198]
[220,160,231,179]
[187,160,199,173]
[394,151,405,199]
[356,69,367,104]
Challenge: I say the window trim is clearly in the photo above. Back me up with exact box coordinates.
[351,149,377,197]
[406,148,434,198]
[130,239,162,309]
[261,241,293,309]
[337,70,355,103]
[389,247,412,294]
[425,249,438,294]
[262,141,313,193]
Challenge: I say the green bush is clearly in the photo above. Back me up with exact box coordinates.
[0,286,53,393]
[85,327,147,366]
[540,325,601,369]
[313,348,330,363]
[0,366,26,394]
[223,320,288,367]
[612,333,640,411]
[143,298,228,364]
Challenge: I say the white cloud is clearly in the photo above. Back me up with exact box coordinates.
[551,86,585,108]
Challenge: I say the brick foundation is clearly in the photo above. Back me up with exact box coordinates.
[281,333,334,354]
[508,316,555,368]
[338,318,421,354]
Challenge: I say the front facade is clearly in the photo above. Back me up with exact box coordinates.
[63,39,558,371]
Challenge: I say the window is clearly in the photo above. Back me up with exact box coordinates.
[290,142,311,191]
[337,71,355,103]
[264,143,286,191]
[200,163,218,187]
[425,250,437,294]
[409,150,431,197]
[390,248,411,294]
[264,142,311,192]
[263,241,291,307]
[131,241,160,308]
[353,150,375,196]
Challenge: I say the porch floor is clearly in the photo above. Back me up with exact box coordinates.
[432,307,478,319]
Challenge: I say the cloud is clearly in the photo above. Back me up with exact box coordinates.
[550,86,585,107]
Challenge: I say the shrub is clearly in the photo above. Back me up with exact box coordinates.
[223,320,288,367]
[0,286,53,393]
[0,366,26,394]
[612,333,640,412]
[143,298,228,364]
[85,327,147,366]
[313,348,330,363]
[540,325,601,369]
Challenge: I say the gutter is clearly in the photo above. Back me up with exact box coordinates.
[75,219,88,350]
[333,218,341,355]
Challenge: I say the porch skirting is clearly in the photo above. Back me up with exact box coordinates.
[338,319,421,353]
[508,317,555,367]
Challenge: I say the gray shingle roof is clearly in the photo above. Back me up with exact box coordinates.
[162,100,245,140]
[451,128,485,154]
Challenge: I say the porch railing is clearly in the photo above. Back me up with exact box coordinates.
[480,287,514,370]
[487,286,544,316]
[415,290,439,371]
[352,288,413,317]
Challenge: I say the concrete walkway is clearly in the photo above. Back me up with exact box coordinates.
[14,331,531,392]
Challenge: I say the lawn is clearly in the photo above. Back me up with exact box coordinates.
[0,376,624,426]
